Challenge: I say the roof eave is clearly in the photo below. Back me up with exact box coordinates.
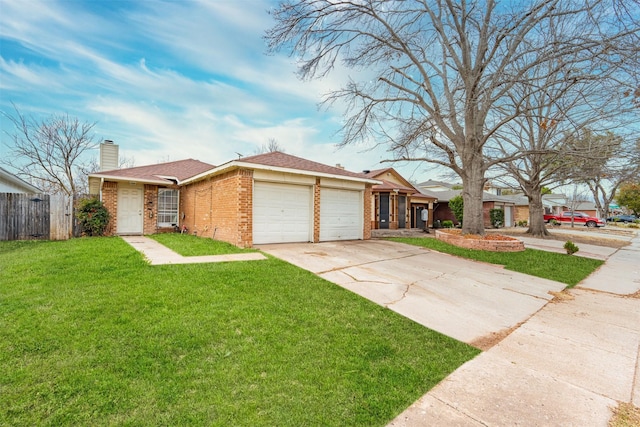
[88,173,172,185]
[0,168,41,192]
[182,161,382,185]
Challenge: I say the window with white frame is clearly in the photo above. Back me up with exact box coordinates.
[158,188,179,227]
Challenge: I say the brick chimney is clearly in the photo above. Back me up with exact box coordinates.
[99,140,119,171]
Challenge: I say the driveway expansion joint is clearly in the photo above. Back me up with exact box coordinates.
[431,394,490,427]
[315,252,425,275]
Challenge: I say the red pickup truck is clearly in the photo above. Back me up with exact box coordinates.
[543,211,606,228]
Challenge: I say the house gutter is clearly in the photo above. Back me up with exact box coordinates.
[88,173,171,186]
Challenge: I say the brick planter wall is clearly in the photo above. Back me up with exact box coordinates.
[435,230,525,252]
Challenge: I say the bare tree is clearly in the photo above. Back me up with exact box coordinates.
[490,45,638,237]
[564,184,592,228]
[564,133,640,220]
[77,154,136,194]
[2,105,99,196]
[266,0,640,235]
[254,138,285,154]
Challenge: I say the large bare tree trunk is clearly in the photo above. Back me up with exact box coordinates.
[460,160,486,235]
[525,190,550,237]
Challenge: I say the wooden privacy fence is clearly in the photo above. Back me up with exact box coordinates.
[0,193,74,241]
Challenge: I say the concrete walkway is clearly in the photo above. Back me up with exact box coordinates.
[388,233,640,426]
[120,235,266,265]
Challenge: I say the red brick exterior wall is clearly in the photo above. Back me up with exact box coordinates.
[143,185,158,235]
[180,169,254,248]
[102,181,118,235]
[363,185,372,240]
[236,170,253,248]
[435,230,524,252]
[514,206,529,224]
[433,203,458,226]
[483,202,494,228]
[313,178,321,242]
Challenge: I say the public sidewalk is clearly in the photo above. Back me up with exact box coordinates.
[120,235,266,265]
[389,233,640,426]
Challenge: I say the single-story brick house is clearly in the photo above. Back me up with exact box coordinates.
[88,150,379,247]
[360,168,437,229]
[416,188,517,228]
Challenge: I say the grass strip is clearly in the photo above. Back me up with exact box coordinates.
[0,237,478,426]
[387,237,603,287]
[148,233,253,256]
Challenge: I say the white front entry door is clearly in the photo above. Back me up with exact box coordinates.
[117,184,143,234]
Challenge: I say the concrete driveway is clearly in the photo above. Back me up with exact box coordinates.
[258,239,566,345]
[259,237,640,425]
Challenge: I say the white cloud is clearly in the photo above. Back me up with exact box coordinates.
[0,0,438,183]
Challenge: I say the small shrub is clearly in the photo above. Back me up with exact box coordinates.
[449,195,464,225]
[76,197,110,236]
[564,240,579,255]
[442,220,454,228]
[490,209,504,228]
[550,219,560,226]
[517,220,528,227]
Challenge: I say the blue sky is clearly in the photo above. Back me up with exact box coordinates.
[0,0,436,182]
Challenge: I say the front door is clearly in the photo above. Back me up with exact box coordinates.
[414,205,426,229]
[117,184,143,234]
[398,196,406,228]
[379,193,390,229]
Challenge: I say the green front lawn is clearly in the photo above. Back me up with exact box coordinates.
[0,237,479,426]
[149,233,253,256]
[387,237,603,287]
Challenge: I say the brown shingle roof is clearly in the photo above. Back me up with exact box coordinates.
[371,179,416,193]
[239,151,366,179]
[361,168,393,178]
[91,159,215,184]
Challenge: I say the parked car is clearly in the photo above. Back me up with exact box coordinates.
[543,211,606,228]
[606,214,638,223]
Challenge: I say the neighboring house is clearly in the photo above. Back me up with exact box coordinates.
[542,194,567,216]
[89,151,379,247]
[501,194,601,225]
[482,193,517,227]
[361,168,437,229]
[415,185,516,228]
[505,195,531,225]
[482,180,508,196]
[420,189,460,226]
[0,167,41,193]
[570,200,598,217]
[416,179,458,192]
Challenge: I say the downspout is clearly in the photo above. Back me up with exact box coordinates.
[99,177,104,201]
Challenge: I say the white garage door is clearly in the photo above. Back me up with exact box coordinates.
[320,188,363,241]
[253,181,312,244]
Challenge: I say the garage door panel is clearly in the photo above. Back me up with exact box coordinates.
[320,188,362,241]
[253,182,312,244]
